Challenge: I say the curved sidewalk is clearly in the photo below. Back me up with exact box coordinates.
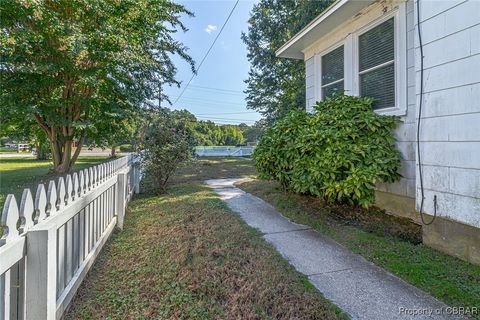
[206,178,463,320]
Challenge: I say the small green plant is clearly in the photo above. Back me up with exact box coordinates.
[253,94,401,207]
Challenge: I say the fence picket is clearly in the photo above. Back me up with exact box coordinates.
[65,175,73,205]
[57,178,66,210]
[91,167,97,188]
[1,195,20,244]
[47,181,58,216]
[20,189,35,232]
[72,173,79,200]
[34,184,47,223]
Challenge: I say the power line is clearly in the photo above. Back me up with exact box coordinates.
[188,84,244,93]
[195,111,257,115]
[171,95,245,106]
[173,0,240,105]
[196,116,256,122]
[185,87,245,96]
[200,120,254,125]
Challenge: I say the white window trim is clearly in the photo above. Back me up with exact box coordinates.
[312,2,407,116]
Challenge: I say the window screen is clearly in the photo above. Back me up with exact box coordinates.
[359,18,395,109]
[321,45,344,98]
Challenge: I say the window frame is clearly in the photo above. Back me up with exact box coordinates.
[352,7,407,115]
[313,3,407,116]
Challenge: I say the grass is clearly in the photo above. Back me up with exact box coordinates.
[65,158,347,319]
[0,156,110,209]
[172,157,257,184]
[0,147,30,154]
[237,179,480,314]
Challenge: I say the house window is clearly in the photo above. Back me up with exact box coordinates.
[321,45,344,98]
[358,18,395,110]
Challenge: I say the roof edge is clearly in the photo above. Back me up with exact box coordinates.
[275,0,347,59]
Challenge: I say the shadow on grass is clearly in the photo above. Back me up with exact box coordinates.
[65,182,348,320]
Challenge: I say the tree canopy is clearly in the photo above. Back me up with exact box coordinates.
[0,0,194,172]
[242,0,333,123]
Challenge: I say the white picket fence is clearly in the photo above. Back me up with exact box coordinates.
[0,154,141,320]
[195,146,254,157]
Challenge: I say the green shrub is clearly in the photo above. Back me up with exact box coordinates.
[253,94,401,207]
[119,144,134,152]
[139,116,194,194]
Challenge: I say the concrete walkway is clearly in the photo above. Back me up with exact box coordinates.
[206,178,463,320]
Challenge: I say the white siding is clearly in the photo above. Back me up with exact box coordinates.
[416,0,480,228]
[305,57,315,112]
[394,0,416,198]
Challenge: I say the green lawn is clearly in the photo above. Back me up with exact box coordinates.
[0,156,110,209]
[65,158,346,319]
[237,179,480,314]
[0,146,30,154]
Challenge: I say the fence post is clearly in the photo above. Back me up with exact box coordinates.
[25,223,57,320]
[116,170,127,230]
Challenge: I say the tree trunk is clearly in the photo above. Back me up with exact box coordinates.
[110,145,116,158]
[51,140,73,173]
[48,135,85,174]
[34,113,86,174]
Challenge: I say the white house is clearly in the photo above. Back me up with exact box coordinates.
[276,0,480,264]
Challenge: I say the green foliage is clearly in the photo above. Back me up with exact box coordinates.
[139,110,194,194]
[253,94,401,207]
[119,144,134,153]
[242,0,333,123]
[238,123,264,144]
[190,120,245,146]
[0,0,194,172]
[155,109,246,146]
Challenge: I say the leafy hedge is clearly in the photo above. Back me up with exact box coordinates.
[253,94,401,207]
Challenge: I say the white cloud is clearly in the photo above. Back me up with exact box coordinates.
[204,24,217,34]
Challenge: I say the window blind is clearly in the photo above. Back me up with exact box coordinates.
[359,18,395,109]
[321,45,344,98]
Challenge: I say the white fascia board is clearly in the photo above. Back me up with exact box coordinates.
[276,0,376,60]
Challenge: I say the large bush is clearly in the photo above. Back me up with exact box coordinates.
[139,111,194,194]
[253,94,401,207]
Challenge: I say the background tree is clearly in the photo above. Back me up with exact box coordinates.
[91,109,140,157]
[242,0,332,124]
[238,122,264,144]
[0,114,50,159]
[1,0,194,173]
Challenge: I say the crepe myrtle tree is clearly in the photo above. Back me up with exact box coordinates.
[0,0,195,173]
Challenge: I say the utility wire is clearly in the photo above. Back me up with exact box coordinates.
[416,0,436,225]
[173,0,240,105]
[170,95,245,106]
[189,84,244,93]
[184,88,245,96]
[195,111,257,115]
[196,116,256,122]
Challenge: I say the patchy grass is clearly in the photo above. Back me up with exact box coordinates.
[170,157,257,184]
[237,179,480,312]
[0,156,109,209]
[65,161,347,319]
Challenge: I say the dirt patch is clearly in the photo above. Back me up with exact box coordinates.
[236,180,421,244]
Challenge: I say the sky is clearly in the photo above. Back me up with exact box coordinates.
[161,0,262,126]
